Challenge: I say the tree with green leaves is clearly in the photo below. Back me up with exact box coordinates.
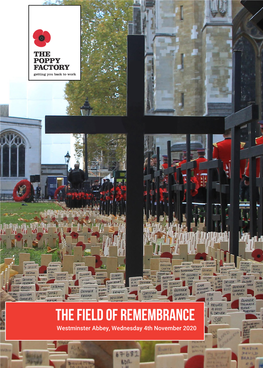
[62,0,133,170]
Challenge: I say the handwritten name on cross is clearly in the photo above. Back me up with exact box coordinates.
[46,35,224,285]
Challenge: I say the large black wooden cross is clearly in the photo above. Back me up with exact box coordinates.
[46,35,224,285]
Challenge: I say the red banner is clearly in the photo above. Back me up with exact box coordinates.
[6,302,204,341]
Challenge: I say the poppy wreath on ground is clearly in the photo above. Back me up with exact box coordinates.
[54,185,66,200]
[13,179,32,202]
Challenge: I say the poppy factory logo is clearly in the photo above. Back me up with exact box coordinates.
[33,29,51,47]
[29,5,80,80]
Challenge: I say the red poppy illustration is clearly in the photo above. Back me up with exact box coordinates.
[15,233,23,241]
[185,355,204,368]
[63,216,68,221]
[71,231,78,239]
[94,254,103,268]
[85,216,89,221]
[74,216,79,221]
[76,241,85,251]
[33,29,51,47]
[252,249,263,262]
[36,232,43,241]
[195,252,207,261]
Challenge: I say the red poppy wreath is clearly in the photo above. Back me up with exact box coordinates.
[13,179,32,202]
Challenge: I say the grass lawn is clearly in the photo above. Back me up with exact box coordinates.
[1,244,61,265]
[0,201,63,225]
[0,201,64,264]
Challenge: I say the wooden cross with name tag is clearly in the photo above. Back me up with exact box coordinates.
[46,35,224,285]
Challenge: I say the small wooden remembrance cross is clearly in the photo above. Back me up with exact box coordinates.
[46,35,224,285]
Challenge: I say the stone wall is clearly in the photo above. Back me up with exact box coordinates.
[153,0,176,112]
[133,0,246,156]
[174,1,204,116]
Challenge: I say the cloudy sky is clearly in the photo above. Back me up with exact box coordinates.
[0,0,45,104]
[0,0,75,165]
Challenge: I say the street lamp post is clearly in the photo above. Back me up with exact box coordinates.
[64,151,71,173]
[64,151,71,164]
[80,98,93,181]
[64,151,71,190]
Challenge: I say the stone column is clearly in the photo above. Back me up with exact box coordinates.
[202,0,233,117]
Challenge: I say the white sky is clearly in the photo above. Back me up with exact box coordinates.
[0,0,45,104]
[0,0,76,165]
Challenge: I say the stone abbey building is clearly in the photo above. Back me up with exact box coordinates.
[130,0,263,156]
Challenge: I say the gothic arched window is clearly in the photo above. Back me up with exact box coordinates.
[234,36,256,109]
[233,10,263,120]
[0,132,26,178]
